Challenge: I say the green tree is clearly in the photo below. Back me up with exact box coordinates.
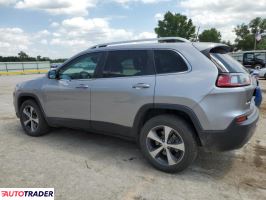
[257,39,266,50]
[249,17,266,34]
[234,18,266,50]
[198,28,221,42]
[234,24,254,50]
[18,51,29,61]
[154,11,196,40]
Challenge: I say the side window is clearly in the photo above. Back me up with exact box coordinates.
[59,52,101,80]
[244,53,254,62]
[255,52,266,62]
[102,50,152,78]
[154,50,188,74]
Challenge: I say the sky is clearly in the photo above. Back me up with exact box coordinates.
[0,0,266,58]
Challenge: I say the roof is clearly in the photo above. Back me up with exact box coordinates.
[63,39,230,65]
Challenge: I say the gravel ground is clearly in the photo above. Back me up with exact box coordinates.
[0,74,265,200]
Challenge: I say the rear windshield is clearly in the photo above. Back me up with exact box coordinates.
[211,53,247,73]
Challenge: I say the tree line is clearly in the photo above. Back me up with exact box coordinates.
[155,11,266,51]
[0,51,66,63]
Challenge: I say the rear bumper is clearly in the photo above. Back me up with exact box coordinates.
[199,107,259,151]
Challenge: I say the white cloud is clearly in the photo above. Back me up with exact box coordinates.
[40,39,48,44]
[0,17,155,58]
[0,28,30,56]
[50,17,135,52]
[154,13,163,21]
[56,17,156,46]
[14,0,168,16]
[50,22,59,27]
[180,0,266,41]
[136,31,156,39]
[15,0,98,16]
[114,0,167,4]
[0,0,16,6]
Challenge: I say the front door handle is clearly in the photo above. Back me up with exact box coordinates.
[76,84,89,89]
[132,83,150,89]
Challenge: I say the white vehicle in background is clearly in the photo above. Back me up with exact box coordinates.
[258,67,266,79]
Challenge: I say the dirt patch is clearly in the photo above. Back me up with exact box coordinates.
[253,140,266,168]
[133,195,148,200]
[241,178,266,190]
[0,116,17,121]
[255,144,266,156]
[259,97,266,116]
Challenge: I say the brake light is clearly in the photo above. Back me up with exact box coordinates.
[216,73,251,87]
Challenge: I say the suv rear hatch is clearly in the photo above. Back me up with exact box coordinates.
[193,42,257,122]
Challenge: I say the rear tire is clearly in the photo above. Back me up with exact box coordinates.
[139,114,198,173]
[19,100,50,136]
[254,64,262,70]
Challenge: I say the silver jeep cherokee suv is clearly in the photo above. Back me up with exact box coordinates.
[13,37,259,173]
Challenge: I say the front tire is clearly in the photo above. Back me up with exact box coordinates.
[19,100,50,136]
[139,115,198,173]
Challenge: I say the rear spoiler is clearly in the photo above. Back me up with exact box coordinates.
[192,42,231,56]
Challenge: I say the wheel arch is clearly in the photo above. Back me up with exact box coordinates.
[17,93,46,119]
[133,104,204,146]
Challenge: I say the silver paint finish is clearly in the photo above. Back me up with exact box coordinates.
[91,75,155,127]
[13,41,256,133]
[42,79,92,120]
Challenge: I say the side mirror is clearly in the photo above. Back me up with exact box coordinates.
[47,70,57,79]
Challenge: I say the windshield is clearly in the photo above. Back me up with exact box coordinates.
[211,53,247,73]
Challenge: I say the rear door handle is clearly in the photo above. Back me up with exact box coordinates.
[76,84,89,89]
[132,83,150,89]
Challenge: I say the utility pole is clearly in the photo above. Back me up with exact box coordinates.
[196,26,200,42]
[255,32,266,50]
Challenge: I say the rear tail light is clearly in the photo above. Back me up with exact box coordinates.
[216,73,251,87]
[236,115,248,124]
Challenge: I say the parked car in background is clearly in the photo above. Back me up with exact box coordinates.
[13,38,259,173]
[50,63,62,69]
[248,67,266,79]
[258,67,266,79]
[231,51,266,69]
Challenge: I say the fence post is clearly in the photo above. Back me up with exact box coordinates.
[5,63,8,72]
[36,62,40,73]
[22,63,25,72]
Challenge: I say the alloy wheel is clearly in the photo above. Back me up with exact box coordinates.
[22,105,39,132]
[146,125,185,166]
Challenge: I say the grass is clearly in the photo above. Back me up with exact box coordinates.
[0,69,48,76]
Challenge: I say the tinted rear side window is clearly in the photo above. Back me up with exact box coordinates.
[154,50,188,74]
[211,53,247,73]
[102,50,154,78]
